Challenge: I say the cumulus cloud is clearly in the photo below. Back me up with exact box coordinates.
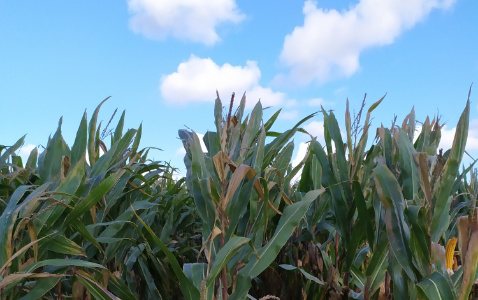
[303,121,326,140]
[17,144,37,162]
[127,0,245,45]
[292,142,310,168]
[279,0,456,84]
[160,55,287,108]
[279,110,299,121]
[439,119,478,151]
[175,146,186,156]
[307,97,335,108]
[290,142,310,184]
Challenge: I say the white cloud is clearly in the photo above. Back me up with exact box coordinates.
[290,142,310,184]
[17,144,37,162]
[160,55,286,108]
[284,99,298,108]
[175,146,186,156]
[304,121,326,140]
[279,0,456,84]
[307,98,333,107]
[414,125,422,143]
[279,110,299,121]
[127,0,244,45]
[439,119,478,151]
[292,142,309,168]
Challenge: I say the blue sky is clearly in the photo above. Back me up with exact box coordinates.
[1,0,477,176]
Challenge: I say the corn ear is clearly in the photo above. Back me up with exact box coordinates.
[446,237,457,271]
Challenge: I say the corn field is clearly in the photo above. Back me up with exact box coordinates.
[1,90,477,299]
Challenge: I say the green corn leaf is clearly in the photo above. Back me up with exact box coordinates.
[22,259,106,273]
[107,271,137,300]
[90,129,136,178]
[206,236,250,288]
[298,148,321,192]
[0,135,26,163]
[18,277,62,300]
[213,98,223,143]
[431,100,470,242]
[322,109,348,184]
[113,110,126,143]
[64,167,126,226]
[402,107,416,142]
[71,111,88,169]
[0,272,61,290]
[75,270,119,300]
[138,256,162,299]
[70,219,103,252]
[373,164,416,282]
[263,109,281,133]
[398,129,419,201]
[406,205,431,277]
[204,131,221,158]
[38,117,71,182]
[389,254,417,298]
[235,92,246,125]
[25,146,38,170]
[279,264,324,285]
[0,185,31,268]
[40,234,86,257]
[132,207,200,300]
[353,181,374,250]
[345,100,353,164]
[131,123,142,157]
[159,205,175,243]
[365,234,389,297]
[350,265,367,290]
[183,263,207,292]
[88,97,109,165]
[311,139,349,244]
[262,111,316,169]
[417,271,457,300]
[270,141,294,184]
[251,126,266,175]
[230,188,324,300]
[226,179,255,240]
[344,218,365,272]
[239,101,262,163]
[37,157,85,234]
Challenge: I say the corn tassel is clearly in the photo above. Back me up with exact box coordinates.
[446,237,458,271]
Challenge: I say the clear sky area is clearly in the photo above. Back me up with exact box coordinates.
[1,0,477,176]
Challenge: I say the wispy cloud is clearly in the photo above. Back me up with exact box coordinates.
[278,110,299,121]
[160,55,287,108]
[307,98,333,107]
[127,0,245,45]
[279,0,456,85]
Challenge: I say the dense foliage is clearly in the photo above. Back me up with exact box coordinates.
[1,90,477,299]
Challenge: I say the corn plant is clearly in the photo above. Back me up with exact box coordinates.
[0,99,202,299]
[178,93,324,299]
[1,89,477,300]
[283,90,477,299]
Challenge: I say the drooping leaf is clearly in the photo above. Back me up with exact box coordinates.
[417,271,457,300]
[230,189,324,299]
